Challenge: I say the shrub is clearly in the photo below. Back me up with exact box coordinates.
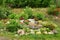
[5,0,51,8]
[24,7,33,19]
[33,12,45,20]
[8,11,29,20]
[6,19,20,32]
[50,0,55,5]
[0,7,12,19]
[56,0,60,8]
[42,21,57,30]
[48,5,60,16]
[19,12,29,20]
[8,13,16,19]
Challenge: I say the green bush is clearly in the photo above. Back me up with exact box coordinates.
[8,7,31,19]
[24,7,33,19]
[19,12,29,20]
[48,5,60,16]
[50,0,55,5]
[5,0,51,8]
[6,19,20,32]
[42,21,57,30]
[33,12,45,20]
[0,7,12,19]
[6,19,29,32]
[8,13,16,19]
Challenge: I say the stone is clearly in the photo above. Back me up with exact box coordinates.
[20,20,24,23]
[52,30,58,34]
[28,19,35,23]
[29,22,34,26]
[17,29,25,35]
[48,31,54,34]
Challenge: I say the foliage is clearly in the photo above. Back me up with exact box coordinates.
[56,0,60,8]
[19,12,29,20]
[42,21,57,30]
[48,5,60,16]
[0,7,12,19]
[8,13,20,19]
[2,0,51,8]
[24,7,33,19]
[6,19,20,32]
[8,13,16,19]
[8,7,32,20]
[50,0,55,5]
[33,12,45,20]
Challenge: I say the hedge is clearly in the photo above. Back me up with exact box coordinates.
[0,0,51,8]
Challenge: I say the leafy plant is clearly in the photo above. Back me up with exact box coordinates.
[43,21,57,30]
[8,13,16,19]
[6,19,20,32]
[24,7,33,19]
[5,0,51,8]
[33,12,45,20]
[0,7,12,19]
[19,12,29,20]
[48,5,60,16]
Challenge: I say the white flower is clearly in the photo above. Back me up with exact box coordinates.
[17,29,25,35]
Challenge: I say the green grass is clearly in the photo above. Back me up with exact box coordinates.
[0,32,60,40]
